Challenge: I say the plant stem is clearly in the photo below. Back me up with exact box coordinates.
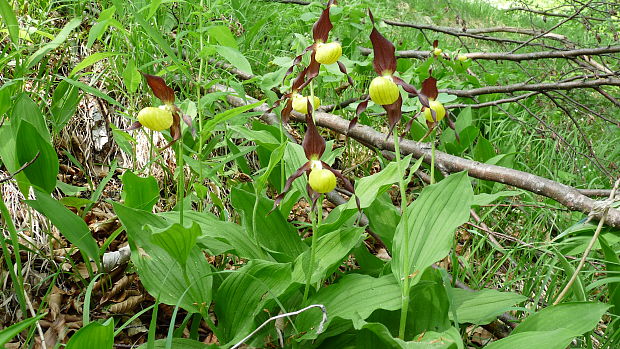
[430,133,436,185]
[0,191,27,313]
[177,134,185,226]
[252,186,260,240]
[395,129,411,339]
[303,194,323,303]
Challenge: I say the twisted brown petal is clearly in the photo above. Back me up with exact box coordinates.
[302,107,326,160]
[141,72,175,104]
[369,9,396,75]
[125,121,142,131]
[312,0,335,43]
[421,75,439,101]
[384,94,403,139]
[272,161,312,210]
[321,161,360,211]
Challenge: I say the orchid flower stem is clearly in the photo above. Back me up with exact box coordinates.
[252,186,259,241]
[430,133,436,185]
[310,81,316,123]
[148,129,154,176]
[303,194,323,303]
[394,129,411,340]
[177,134,185,226]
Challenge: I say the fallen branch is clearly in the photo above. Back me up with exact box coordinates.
[441,77,620,98]
[506,7,609,22]
[382,20,562,50]
[359,46,620,62]
[208,84,620,229]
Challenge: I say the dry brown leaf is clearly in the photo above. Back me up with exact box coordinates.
[109,295,145,314]
[101,274,135,304]
[48,285,63,321]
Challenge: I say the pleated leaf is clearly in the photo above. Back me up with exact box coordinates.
[392,171,473,287]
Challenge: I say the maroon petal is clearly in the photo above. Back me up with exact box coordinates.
[281,98,293,124]
[272,161,312,210]
[337,61,354,87]
[312,0,335,43]
[321,161,360,211]
[160,112,181,151]
[421,75,438,101]
[302,109,326,160]
[125,121,143,131]
[298,52,321,91]
[308,184,320,211]
[392,74,430,109]
[142,72,175,104]
[347,116,359,135]
[369,10,396,75]
[355,97,370,116]
[283,47,311,84]
[433,39,439,49]
[384,94,403,139]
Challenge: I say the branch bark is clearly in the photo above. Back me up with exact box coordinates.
[441,77,620,98]
[359,46,620,62]
[208,84,620,229]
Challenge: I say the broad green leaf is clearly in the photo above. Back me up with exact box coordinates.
[66,319,113,349]
[16,122,58,193]
[407,268,451,338]
[229,125,280,151]
[322,156,416,232]
[296,274,401,340]
[231,187,306,262]
[485,329,575,349]
[599,236,620,318]
[121,170,159,211]
[512,302,609,336]
[451,288,526,325]
[0,0,19,45]
[361,193,400,251]
[27,17,82,69]
[292,226,364,284]
[215,45,253,75]
[471,190,521,206]
[11,93,50,142]
[61,77,122,107]
[26,189,100,266]
[160,211,269,260]
[358,322,461,349]
[200,100,264,138]
[256,142,286,191]
[0,314,44,346]
[50,80,82,133]
[122,59,141,94]
[473,135,495,163]
[392,171,473,287]
[69,52,120,77]
[113,203,212,313]
[215,260,292,344]
[151,222,201,268]
[137,338,213,349]
[208,25,238,49]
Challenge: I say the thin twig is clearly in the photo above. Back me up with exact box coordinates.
[0,152,41,184]
[553,177,620,305]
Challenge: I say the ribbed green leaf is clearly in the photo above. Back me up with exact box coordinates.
[512,302,609,335]
[66,319,113,349]
[50,80,82,133]
[121,170,159,211]
[137,338,214,349]
[485,329,575,349]
[16,122,58,193]
[392,171,473,287]
[160,211,269,260]
[231,187,307,262]
[451,288,526,325]
[26,189,100,266]
[113,203,212,313]
[151,222,201,268]
[296,274,401,340]
[215,260,292,344]
[69,52,120,77]
[293,226,363,284]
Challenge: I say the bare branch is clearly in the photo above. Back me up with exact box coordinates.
[0,152,41,184]
[441,77,620,99]
[506,6,610,22]
[208,84,620,229]
[360,46,620,62]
